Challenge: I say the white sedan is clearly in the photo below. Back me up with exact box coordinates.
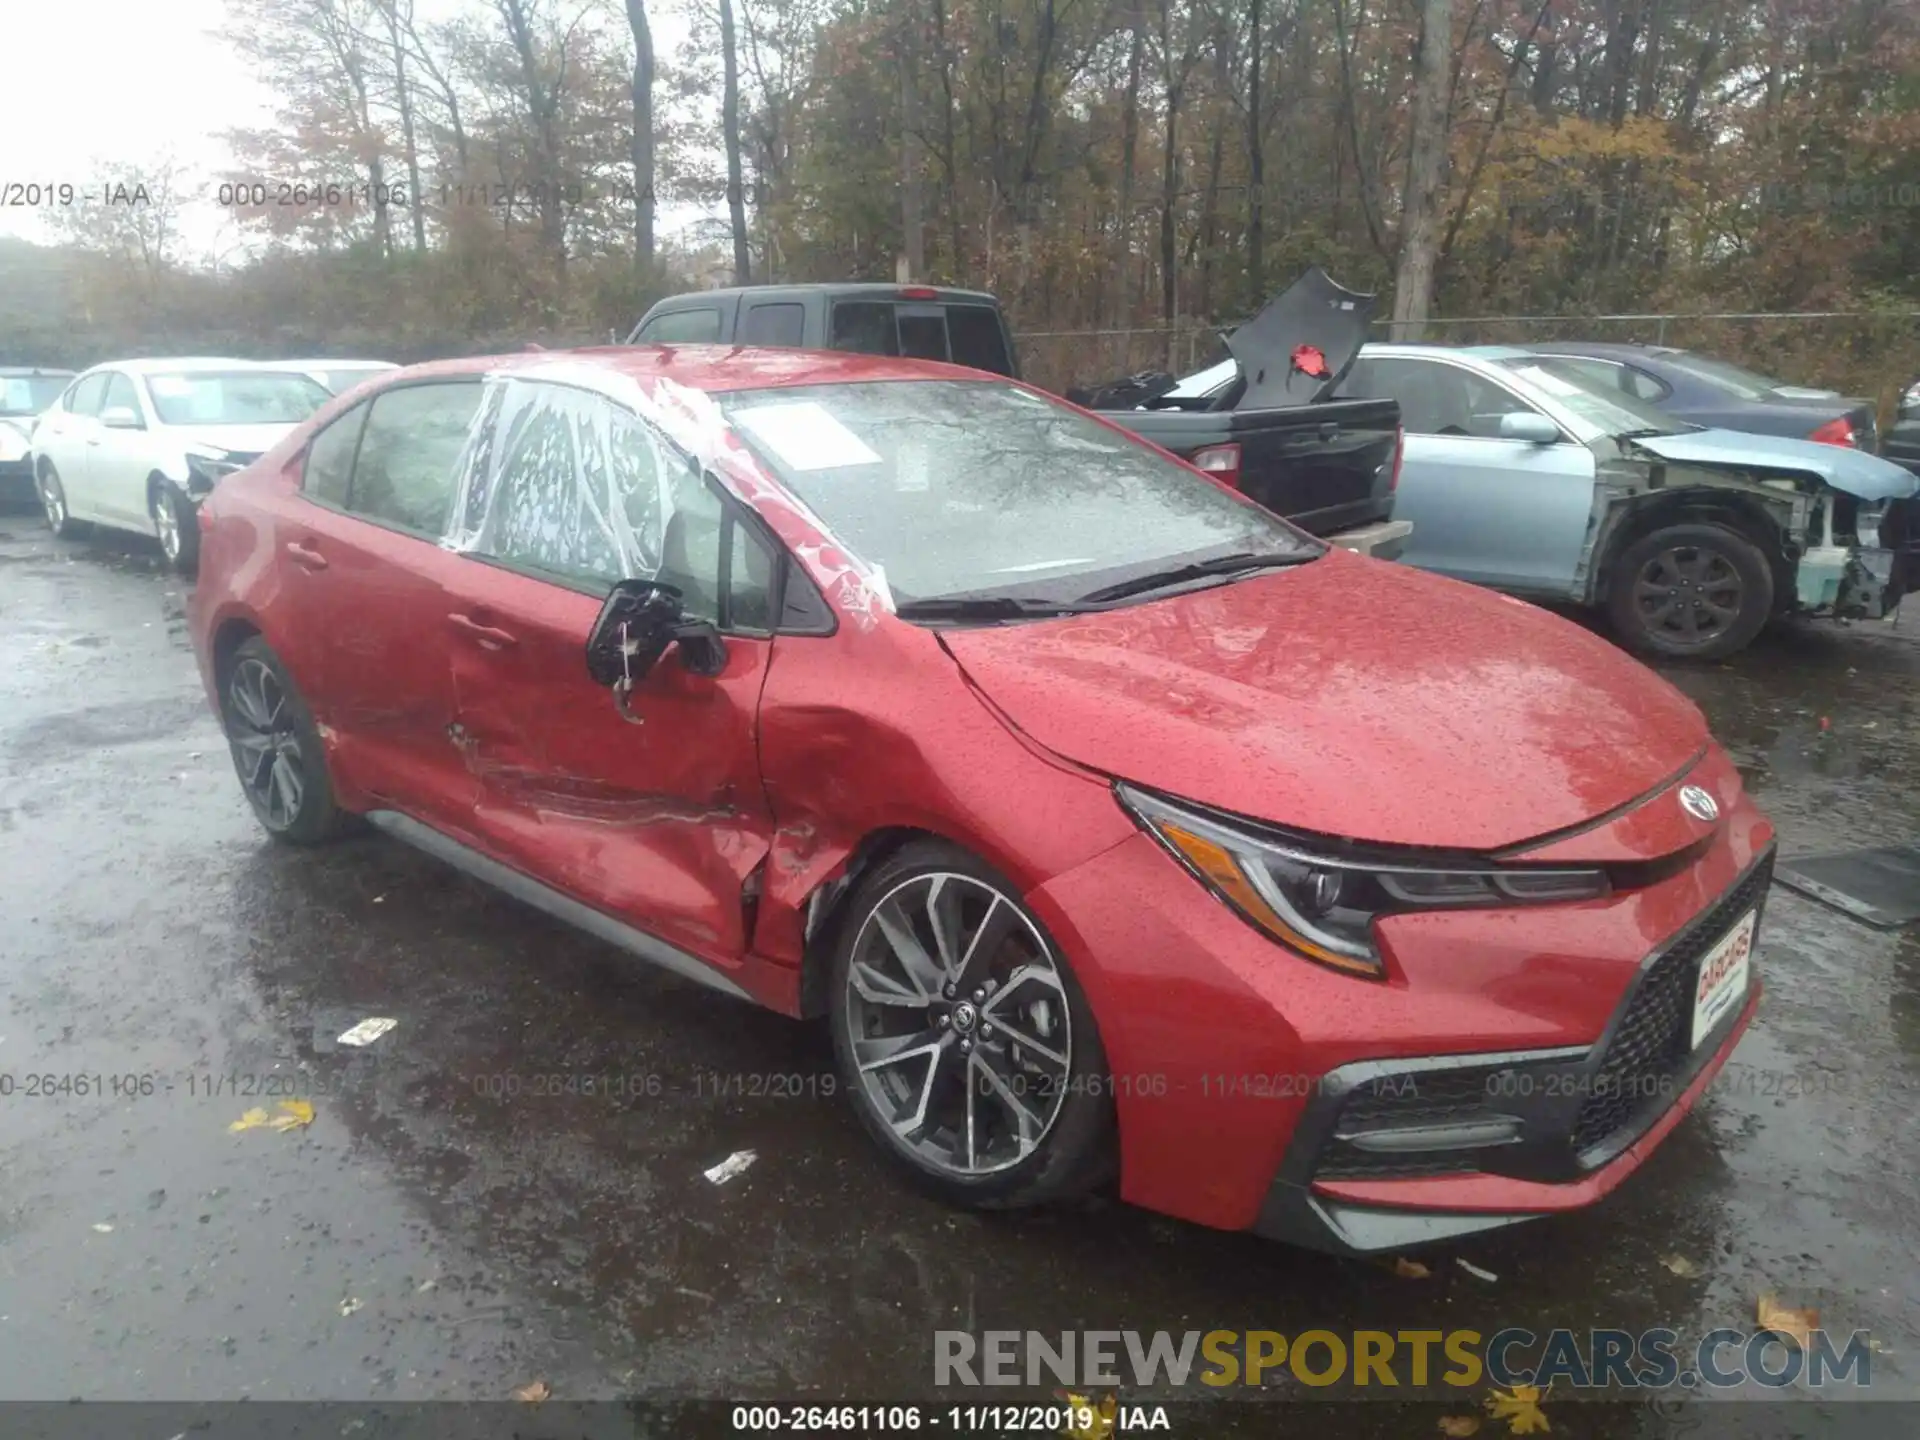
[30,358,332,572]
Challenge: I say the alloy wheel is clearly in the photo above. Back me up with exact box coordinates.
[1631,545,1744,647]
[226,658,306,830]
[842,872,1073,1177]
[153,490,181,562]
[38,472,65,531]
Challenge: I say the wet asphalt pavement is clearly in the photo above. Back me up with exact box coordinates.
[2,506,1918,1437]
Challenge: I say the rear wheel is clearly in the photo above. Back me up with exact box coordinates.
[1606,522,1773,661]
[151,480,198,574]
[828,840,1117,1209]
[37,463,84,537]
[220,637,351,845]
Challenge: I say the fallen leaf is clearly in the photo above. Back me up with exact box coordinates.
[1485,1384,1550,1434]
[511,1379,551,1404]
[1055,1392,1117,1440]
[1393,1257,1432,1279]
[1438,1417,1483,1437]
[1757,1294,1820,1349]
[228,1107,271,1133]
[269,1099,315,1132]
[1661,1254,1700,1277]
[339,1297,362,1316]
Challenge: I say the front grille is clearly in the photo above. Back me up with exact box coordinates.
[1571,854,1773,1157]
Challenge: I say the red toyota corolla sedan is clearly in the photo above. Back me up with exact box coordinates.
[187,346,1773,1253]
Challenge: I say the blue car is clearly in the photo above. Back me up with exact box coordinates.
[1514,342,1881,451]
[1335,345,1920,660]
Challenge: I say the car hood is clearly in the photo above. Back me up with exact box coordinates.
[1628,428,1920,501]
[1226,267,1376,406]
[942,550,1710,852]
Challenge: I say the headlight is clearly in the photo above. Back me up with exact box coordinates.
[1117,784,1610,979]
[185,449,243,494]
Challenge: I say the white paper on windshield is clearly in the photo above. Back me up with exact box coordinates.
[896,441,930,492]
[733,402,880,471]
[1512,365,1581,397]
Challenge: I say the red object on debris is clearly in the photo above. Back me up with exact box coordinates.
[1291,343,1330,378]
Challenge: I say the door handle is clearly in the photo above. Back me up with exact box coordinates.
[86,437,102,446]
[285,539,329,571]
[447,612,519,649]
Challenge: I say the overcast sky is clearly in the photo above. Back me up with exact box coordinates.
[1,0,712,257]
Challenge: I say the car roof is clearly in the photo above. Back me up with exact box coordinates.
[82,357,306,375]
[1519,341,1683,360]
[284,359,400,368]
[1360,341,1532,362]
[365,344,1010,394]
[652,283,1000,306]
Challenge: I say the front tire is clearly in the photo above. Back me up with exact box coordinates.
[1606,522,1774,661]
[220,637,351,845]
[37,463,84,537]
[828,840,1117,1209]
[151,480,199,574]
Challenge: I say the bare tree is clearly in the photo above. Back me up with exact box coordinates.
[1390,0,1452,337]
[626,0,657,267]
[720,0,752,282]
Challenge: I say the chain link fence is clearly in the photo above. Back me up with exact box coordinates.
[1020,312,1920,420]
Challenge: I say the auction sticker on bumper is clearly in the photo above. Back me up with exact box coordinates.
[1692,909,1756,1048]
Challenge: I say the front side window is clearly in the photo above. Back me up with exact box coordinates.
[143,370,330,426]
[453,381,775,630]
[100,372,144,425]
[303,402,368,507]
[638,308,722,344]
[67,374,109,417]
[1344,357,1537,436]
[349,382,482,535]
[718,379,1318,607]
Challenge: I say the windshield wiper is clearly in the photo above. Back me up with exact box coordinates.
[893,595,1109,623]
[1074,550,1316,605]
[1617,427,1677,440]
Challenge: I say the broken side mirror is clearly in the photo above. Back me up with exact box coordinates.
[585,580,730,719]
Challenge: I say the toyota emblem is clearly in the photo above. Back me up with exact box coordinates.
[1679,784,1719,823]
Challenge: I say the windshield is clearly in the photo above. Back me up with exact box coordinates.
[144,370,331,426]
[1494,357,1690,440]
[1,374,73,416]
[718,380,1319,606]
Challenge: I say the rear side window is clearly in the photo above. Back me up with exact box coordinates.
[1624,367,1670,401]
[67,374,109,416]
[829,301,900,356]
[739,302,805,347]
[303,403,368,507]
[349,382,482,535]
[638,308,722,344]
[948,306,1013,375]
